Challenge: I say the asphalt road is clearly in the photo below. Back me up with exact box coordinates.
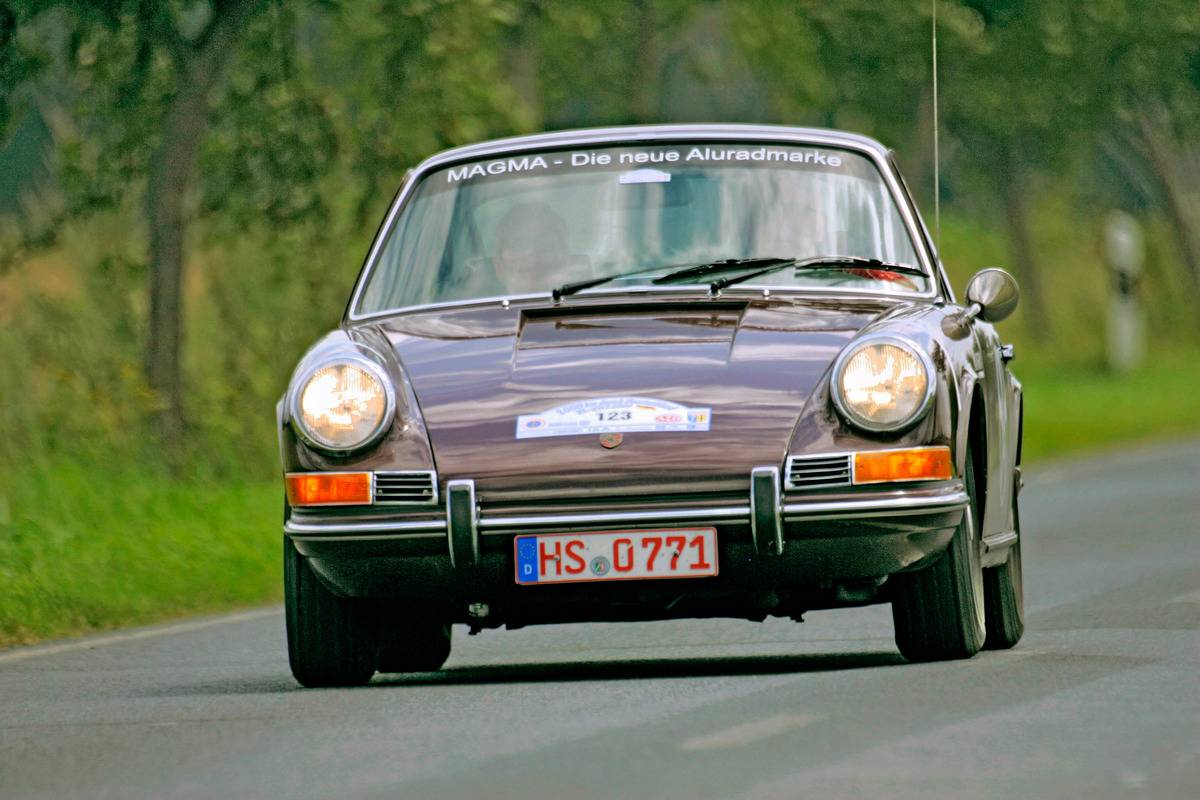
[2,442,1198,799]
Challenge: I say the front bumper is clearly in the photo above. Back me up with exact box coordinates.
[285,483,966,538]
[286,480,966,619]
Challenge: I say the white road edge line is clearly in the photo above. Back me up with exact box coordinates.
[678,713,820,751]
[0,608,280,664]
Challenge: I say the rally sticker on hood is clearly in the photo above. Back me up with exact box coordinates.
[516,396,711,439]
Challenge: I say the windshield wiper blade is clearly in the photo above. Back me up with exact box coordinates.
[710,255,926,293]
[551,257,793,300]
[551,263,673,300]
[552,273,625,301]
[550,255,921,301]
[650,256,797,285]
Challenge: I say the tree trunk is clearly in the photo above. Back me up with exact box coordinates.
[145,0,264,458]
[998,148,1050,342]
[1134,117,1200,293]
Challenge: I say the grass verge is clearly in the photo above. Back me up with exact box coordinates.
[0,463,279,647]
[1018,351,1200,462]
[1,353,1198,648]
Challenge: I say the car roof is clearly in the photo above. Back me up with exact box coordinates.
[413,124,893,173]
[344,124,950,321]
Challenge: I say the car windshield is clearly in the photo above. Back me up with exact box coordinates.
[357,143,929,313]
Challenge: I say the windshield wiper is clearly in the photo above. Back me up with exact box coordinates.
[710,255,926,293]
[650,256,797,285]
[551,257,791,301]
[551,264,673,301]
[551,255,923,301]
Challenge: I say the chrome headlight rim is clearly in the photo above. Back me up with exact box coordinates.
[830,333,936,434]
[287,353,397,455]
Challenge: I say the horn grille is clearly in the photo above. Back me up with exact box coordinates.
[784,454,852,490]
[374,471,438,505]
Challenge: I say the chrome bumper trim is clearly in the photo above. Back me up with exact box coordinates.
[287,532,444,542]
[285,506,752,538]
[477,505,752,532]
[284,489,966,540]
[285,518,446,539]
[782,490,968,521]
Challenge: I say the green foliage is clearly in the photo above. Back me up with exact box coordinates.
[0,214,151,464]
[200,7,339,228]
[532,0,701,125]
[321,0,532,217]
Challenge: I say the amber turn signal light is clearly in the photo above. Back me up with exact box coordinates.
[286,472,373,506]
[853,447,953,484]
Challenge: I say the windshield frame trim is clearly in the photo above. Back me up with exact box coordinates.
[345,127,942,321]
[348,284,926,323]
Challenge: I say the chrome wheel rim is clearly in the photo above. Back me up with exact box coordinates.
[965,502,986,634]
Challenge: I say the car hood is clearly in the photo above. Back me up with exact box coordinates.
[371,296,900,500]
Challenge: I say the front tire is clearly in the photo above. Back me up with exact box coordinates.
[377,616,452,673]
[983,484,1025,649]
[284,539,380,688]
[891,443,986,662]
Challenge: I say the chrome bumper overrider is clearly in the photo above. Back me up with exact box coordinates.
[284,484,967,541]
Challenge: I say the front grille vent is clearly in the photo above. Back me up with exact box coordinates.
[374,471,438,505]
[785,454,852,490]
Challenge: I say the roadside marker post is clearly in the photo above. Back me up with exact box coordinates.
[1104,210,1145,374]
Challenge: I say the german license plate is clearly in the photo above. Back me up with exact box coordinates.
[514,527,718,585]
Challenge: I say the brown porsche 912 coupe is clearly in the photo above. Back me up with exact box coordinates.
[279,124,1025,687]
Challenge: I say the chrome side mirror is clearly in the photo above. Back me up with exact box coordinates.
[965,268,1020,323]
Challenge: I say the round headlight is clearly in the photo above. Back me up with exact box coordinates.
[831,336,934,432]
[291,358,394,452]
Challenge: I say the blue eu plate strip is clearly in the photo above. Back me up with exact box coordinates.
[516,537,539,583]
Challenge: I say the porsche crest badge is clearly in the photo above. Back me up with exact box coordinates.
[599,433,623,449]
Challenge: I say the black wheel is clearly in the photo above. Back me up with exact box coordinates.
[284,538,380,688]
[891,442,986,662]
[983,483,1025,649]
[377,615,452,673]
